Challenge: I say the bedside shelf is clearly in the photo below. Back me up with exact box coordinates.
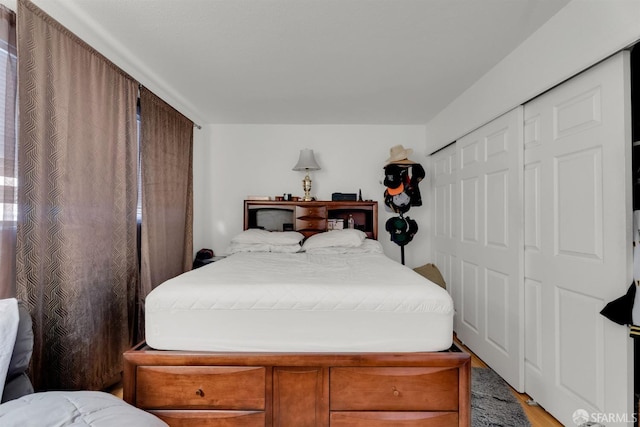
[244,200,378,239]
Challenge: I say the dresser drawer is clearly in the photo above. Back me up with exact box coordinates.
[296,218,327,231]
[136,366,265,410]
[330,367,459,411]
[296,206,327,218]
[151,410,265,427]
[330,411,458,427]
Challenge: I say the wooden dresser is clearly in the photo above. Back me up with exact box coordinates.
[123,344,470,427]
[243,200,378,239]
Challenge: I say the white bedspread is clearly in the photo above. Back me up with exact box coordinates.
[0,298,18,401]
[146,252,454,352]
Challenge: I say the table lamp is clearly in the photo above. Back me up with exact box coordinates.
[292,149,321,202]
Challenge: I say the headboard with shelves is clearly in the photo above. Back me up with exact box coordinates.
[244,200,378,239]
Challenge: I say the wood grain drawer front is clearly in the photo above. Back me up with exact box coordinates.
[296,218,327,231]
[150,410,264,427]
[273,367,329,427]
[330,367,459,411]
[330,411,458,427]
[296,206,327,218]
[136,366,265,410]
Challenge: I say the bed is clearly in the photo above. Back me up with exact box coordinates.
[123,203,470,427]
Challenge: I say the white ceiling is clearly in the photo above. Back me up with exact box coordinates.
[31,0,570,125]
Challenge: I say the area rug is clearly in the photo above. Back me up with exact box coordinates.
[472,367,531,427]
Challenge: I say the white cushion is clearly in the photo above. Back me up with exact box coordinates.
[226,242,272,254]
[269,244,302,253]
[302,229,366,251]
[225,242,301,255]
[304,238,383,254]
[231,229,304,246]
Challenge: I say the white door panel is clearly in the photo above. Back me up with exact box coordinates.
[455,107,525,392]
[523,51,633,426]
[524,277,543,373]
[524,163,541,253]
[431,144,459,331]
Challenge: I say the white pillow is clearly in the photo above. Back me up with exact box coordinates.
[305,238,383,254]
[225,242,302,255]
[302,229,367,251]
[270,244,302,253]
[231,229,304,246]
[225,242,271,255]
[304,246,349,255]
[346,239,384,254]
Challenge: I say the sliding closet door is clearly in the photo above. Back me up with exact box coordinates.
[523,51,632,426]
[431,143,458,313]
[455,107,524,392]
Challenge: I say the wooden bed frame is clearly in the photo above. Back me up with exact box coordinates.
[122,200,471,426]
[123,343,470,427]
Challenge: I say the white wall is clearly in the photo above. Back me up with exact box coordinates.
[424,0,640,153]
[193,124,431,268]
[0,0,13,11]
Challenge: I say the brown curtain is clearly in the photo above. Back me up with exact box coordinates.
[139,87,193,341]
[0,5,16,299]
[16,0,139,391]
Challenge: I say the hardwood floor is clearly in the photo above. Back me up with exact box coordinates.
[105,381,123,399]
[454,336,563,427]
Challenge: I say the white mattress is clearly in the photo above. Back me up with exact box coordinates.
[145,251,454,352]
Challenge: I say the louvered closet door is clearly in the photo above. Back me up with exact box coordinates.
[431,143,458,318]
[523,51,632,426]
[455,107,524,392]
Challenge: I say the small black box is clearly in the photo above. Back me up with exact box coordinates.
[332,192,357,201]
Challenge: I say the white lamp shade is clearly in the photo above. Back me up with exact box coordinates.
[292,149,321,171]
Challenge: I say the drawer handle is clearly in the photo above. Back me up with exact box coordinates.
[392,386,400,397]
[195,388,204,397]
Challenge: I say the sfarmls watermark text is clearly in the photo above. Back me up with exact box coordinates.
[573,408,637,425]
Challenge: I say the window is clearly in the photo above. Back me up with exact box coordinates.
[0,33,17,225]
[0,6,17,298]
